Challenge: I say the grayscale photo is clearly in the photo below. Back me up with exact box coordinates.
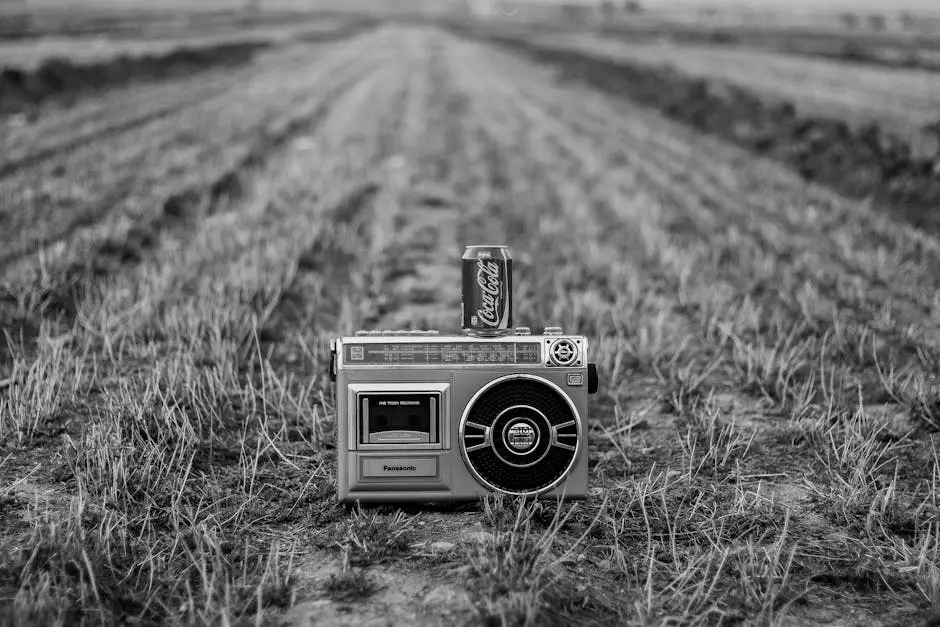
[0,0,938,625]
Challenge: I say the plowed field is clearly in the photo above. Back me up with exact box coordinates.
[528,31,940,148]
[1,22,938,627]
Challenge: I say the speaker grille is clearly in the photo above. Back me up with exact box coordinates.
[460,376,580,495]
[549,338,579,366]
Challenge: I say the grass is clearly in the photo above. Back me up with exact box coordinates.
[677,394,757,481]
[0,331,86,445]
[2,14,940,627]
[331,506,417,568]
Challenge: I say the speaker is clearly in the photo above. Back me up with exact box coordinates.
[459,375,582,495]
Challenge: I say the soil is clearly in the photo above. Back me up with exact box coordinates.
[594,23,940,73]
[0,18,380,120]
[0,41,271,118]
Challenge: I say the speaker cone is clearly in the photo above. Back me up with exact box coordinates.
[459,375,581,495]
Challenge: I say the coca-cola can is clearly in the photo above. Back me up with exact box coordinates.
[462,245,512,336]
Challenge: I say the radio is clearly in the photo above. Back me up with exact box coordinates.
[329,327,598,503]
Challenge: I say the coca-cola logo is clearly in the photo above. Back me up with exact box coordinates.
[476,258,503,327]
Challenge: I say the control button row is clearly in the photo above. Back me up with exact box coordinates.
[354,330,440,336]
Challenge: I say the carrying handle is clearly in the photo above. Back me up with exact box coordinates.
[587,363,598,395]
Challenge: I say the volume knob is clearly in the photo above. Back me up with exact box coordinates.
[544,326,564,336]
[514,326,531,335]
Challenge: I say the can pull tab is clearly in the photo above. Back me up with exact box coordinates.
[587,363,598,395]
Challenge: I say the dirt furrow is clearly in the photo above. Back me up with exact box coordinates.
[0,80,225,183]
[488,41,940,303]
[260,41,427,365]
[520,88,940,367]
[0,41,273,118]
[523,82,940,314]
[128,36,421,352]
[465,40,940,371]
[161,68,383,222]
[0,38,380,280]
[67,35,421,382]
[77,64,384,321]
[447,36,698,363]
[538,100,935,401]
[448,24,940,237]
[0,36,400,378]
[0,41,297,162]
[0,33,380,249]
[363,33,469,333]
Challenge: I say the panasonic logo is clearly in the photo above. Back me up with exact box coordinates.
[384,465,417,472]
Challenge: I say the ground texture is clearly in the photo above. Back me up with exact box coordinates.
[0,21,939,627]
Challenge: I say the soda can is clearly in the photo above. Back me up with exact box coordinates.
[462,245,512,336]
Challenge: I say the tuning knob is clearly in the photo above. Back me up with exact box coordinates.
[544,326,564,335]
[514,326,531,335]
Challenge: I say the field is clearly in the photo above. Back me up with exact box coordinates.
[0,22,333,70]
[523,31,940,152]
[1,4,940,627]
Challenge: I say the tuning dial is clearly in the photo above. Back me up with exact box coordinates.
[544,326,564,335]
[514,326,531,335]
